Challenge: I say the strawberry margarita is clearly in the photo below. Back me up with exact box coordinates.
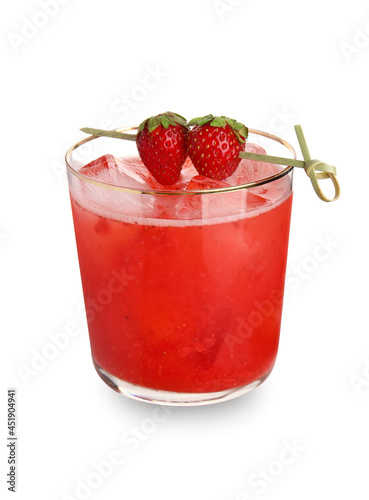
[66,125,294,405]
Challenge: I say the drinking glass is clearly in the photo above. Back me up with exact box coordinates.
[65,128,295,405]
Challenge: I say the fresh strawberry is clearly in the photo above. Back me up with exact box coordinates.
[136,112,189,185]
[187,115,248,180]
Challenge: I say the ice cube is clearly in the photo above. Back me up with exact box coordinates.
[139,159,201,219]
[117,156,163,189]
[245,191,270,210]
[176,176,238,219]
[79,154,164,190]
[225,142,292,203]
[227,142,280,185]
[117,156,199,191]
[245,142,267,156]
[176,157,198,187]
[74,154,156,216]
[186,175,230,191]
[153,175,272,221]
[78,154,122,185]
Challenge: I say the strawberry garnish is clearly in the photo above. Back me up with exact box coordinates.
[187,115,248,180]
[136,112,189,186]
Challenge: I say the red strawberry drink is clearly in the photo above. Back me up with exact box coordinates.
[66,116,294,405]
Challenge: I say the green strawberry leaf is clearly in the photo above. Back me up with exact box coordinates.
[223,116,248,143]
[166,115,177,126]
[210,116,227,127]
[233,126,249,143]
[148,115,161,133]
[161,115,170,129]
[188,114,214,127]
[138,112,188,134]
[137,118,148,134]
[233,131,242,143]
[159,111,188,128]
[238,127,248,138]
[168,112,187,125]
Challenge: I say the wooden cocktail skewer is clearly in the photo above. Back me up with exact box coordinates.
[80,124,340,202]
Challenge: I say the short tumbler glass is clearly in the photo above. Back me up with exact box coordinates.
[65,128,295,405]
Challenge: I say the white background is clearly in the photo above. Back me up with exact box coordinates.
[2,0,368,499]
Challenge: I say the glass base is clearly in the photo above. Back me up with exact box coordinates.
[93,360,271,406]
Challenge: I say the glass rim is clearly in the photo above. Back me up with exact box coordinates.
[65,127,296,195]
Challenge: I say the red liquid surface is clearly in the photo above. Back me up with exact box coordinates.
[70,190,292,394]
